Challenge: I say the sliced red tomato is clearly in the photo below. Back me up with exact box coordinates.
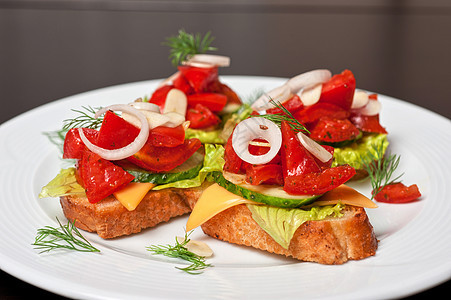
[309,117,361,143]
[294,102,349,125]
[280,121,321,178]
[284,165,356,195]
[148,124,185,147]
[186,104,221,129]
[318,69,356,111]
[266,94,304,115]
[217,82,242,105]
[187,93,227,112]
[178,65,218,93]
[63,128,99,160]
[349,113,387,134]
[373,182,421,203]
[223,132,243,174]
[172,72,194,94]
[245,164,284,186]
[128,138,201,173]
[96,110,140,150]
[79,150,134,203]
[148,84,173,112]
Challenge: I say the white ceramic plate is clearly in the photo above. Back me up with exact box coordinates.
[0,76,450,300]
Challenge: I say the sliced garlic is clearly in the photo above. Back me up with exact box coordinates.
[176,236,214,258]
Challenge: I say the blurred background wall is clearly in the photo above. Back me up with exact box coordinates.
[1,0,450,124]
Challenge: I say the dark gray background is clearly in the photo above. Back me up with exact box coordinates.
[0,0,450,298]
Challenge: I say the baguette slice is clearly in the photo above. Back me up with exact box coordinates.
[186,197,378,264]
[60,185,205,239]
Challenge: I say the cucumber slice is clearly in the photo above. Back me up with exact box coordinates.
[126,151,204,184]
[210,172,321,208]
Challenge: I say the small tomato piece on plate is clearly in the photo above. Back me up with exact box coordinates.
[374,182,421,203]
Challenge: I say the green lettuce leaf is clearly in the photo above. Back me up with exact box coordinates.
[39,168,85,198]
[332,133,388,170]
[152,144,225,190]
[247,203,345,249]
[185,128,225,144]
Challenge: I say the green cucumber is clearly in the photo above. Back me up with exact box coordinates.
[127,151,204,184]
[210,172,321,208]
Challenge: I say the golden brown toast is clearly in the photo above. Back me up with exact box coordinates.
[60,185,204,239]
[186,197,378,265]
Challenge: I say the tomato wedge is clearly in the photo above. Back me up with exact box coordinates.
[294,102,349,125]
[148,84,173,112]
[245,164,284,186]
[374,182,421,203]
[147,125,185,147]
[128,138,201,172]
[318,69,356,111]
[284,165,356,195]
[178,65,218,93]
[187,93,227,112]
[172,72,194,94]
[266,94,304,115]
[63,128,99,160]
[96,110,140,150]
[79,150,134,203]
[186,103,220,129]
[223,131,243,173]
[309,117,361,144]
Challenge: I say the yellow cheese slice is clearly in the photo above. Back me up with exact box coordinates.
[113,182,156,211]
[186,183,257,231]
[313,184,378,208]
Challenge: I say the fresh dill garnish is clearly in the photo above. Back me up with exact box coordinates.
[252,99,309,134]
[163,29,217,67]
[62,106,103,131]
[33,217,100,253]
[146,231,212,275]
[361,142,403,199]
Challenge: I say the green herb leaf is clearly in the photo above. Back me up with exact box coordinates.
[33,217,100,253]
[361,142,404,199]
[147,231,212,275]
[252,99,309,134]
[163,29,217,67]
[62,106,103,131]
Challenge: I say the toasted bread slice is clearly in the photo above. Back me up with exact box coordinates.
[186,197,378,264]
[60,185,205,239]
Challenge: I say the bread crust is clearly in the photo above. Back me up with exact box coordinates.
[186,197,377,264]
[60,186,204,239]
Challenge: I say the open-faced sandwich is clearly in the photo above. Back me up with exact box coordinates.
[186,112,379,264]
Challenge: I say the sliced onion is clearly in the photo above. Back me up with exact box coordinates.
[296,131,333,163]
[298,83,322,106]
[163,88,187,116]
[356,98,381,116]
[79,104,149,161]
[232,118,282,165]
[182,60,214,69]
[351,90,369,109]
[251,85,291,111]
[129,101,160,113]
[286,69,332,93]
[188,54,230,67]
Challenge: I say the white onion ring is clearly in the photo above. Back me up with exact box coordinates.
[296,131,333,163]
[79,104,149,161]
[232,118,282,165]
[251,85,291,111]
[286,69,332,93]
[356,98,381,116]
[129,101,160,113]
[188,54,230,67]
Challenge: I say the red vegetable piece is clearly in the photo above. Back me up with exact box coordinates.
[217,82,242,105]
[223,132,244,174]
[172,73,194,94]
[266,94,304,115]
[178,65,218,93]
[318,69,356,111]
[63,128,99,160]
[309,117,361,143]
[294,102,349,125]
[280,121,321,178]
[148,84,173,112]
[374,182,421,203]
[284,165,356,195]
[148,125,185,147]
[349,113,387,134]
[245,164,284,186]
[128,138,201,173]
[186,104,221,129]
[187,93,227,112]
[79,150,134,203]
[96,110,140,150]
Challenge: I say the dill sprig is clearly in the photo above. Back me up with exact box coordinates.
[163,29,217,67]
[33,218,100,253]
[252,99,309,134]
[62,106,103,131]
[362,142,404,199]
[146,231,212,275]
